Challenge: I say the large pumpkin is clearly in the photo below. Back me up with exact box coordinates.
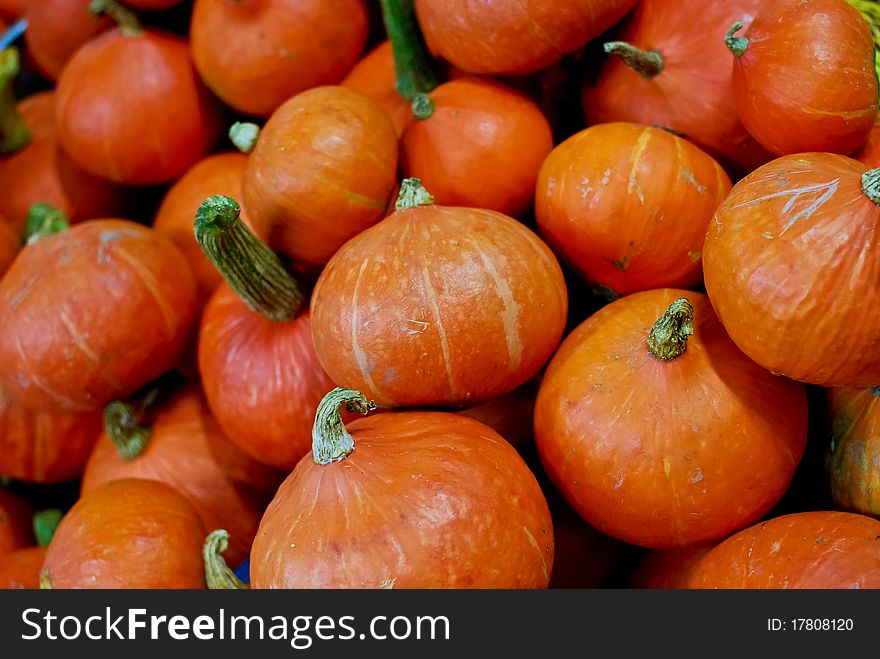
[534,290,808,548]
[250,388,554,588]
[703,153,880,387]
[310,179,568,409]
[827,386,880,517]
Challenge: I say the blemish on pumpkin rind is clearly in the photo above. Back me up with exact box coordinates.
[687,250,701,262]
[612,255,629,271]
[680,168,707,193]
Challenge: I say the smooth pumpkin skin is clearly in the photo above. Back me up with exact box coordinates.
[0,383,102,483]
[242,86,399,268]
[0,220,198,412]
[251,412,553,588]
[703,153,880,387]
[629,544,713,588]
[853,118,880,168]
[0,216,17,277]
[341,41,411,137]
[0,489,32,554]
[582,0,771,174]
[414,0,638,76]
[55,28,222,185]
[24,0,111,81]
[191,0,368,118]
[731,0,878,156]
[0,93,124,232]
[535,123,731,297]
[827,387,880,517]
[401,78,553,217]
[685,511,880,589]
[534,289,808,548]
[456,380,538,455]
[0,547,46,589]
[42,479,207,589]
[198,285,338,470]
[310,203,568,409]
[153,153,269,306]
[81,388,283,566]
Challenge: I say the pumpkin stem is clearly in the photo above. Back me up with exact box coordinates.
[312,387,376,465]
[646,298,694,361]
[395,177,435,210]
[0,48,30,154]
[380,0,438,105]
[88,0,143,37]
[21,203,69,245]
[861,168,880,204]
[103,401,153,460]
[203,530,248,590]
[410,92,435,120]
[194,195,306,322]
[229,121,260,154]
[846,0,880,79]
[33,509,63,548]
[725,21,749,58]
[603,41,664,80]
[39,571,52,589]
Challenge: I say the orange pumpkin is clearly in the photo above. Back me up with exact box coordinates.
[827,386,880,517]
[0,488,32,553]
[0,547,46,589]
[853,118,880,167]
[456,380,538,455]
[24,0,111,81]
[535,290,808,548]
[310,179,568,409]
[341,41,411,137]
[250,388,554,588]
[535,123,731,297]
[0,215,16,277]
[629,544,714,588]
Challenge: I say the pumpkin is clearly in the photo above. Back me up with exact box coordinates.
[629,544,713,588]
[413,0,638,76]
[0,91,123,232]
[191,0,368,118]
[153,153,269,305]
[456,380,538,455]
[853,117,880,167]
[242,86,399,269]
[82,387,282,566]
[400,78,553,217]
[726,0,878,156]
[41,478,207,589]
[685,511,880,588]
[0,382,102,483]
[827,386,880,517]
[581,0,771,174]
[0,488,32,554]
[250,388,554,588]
[703,154,880,387]
[54,2,222,185]
[0,547,46,589]
[24,0,111,81]
[341,41,412,137]
[535,123,731,298]
[310,179,568,409]
[0,215,16,277]
[0,219,198,412]
[534,290,808,548]
[195,195,338,471]
[0,0,23,17]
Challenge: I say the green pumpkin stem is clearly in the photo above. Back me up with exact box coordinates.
[33,509,63,548]
[101,377,175,460]
[0,48,30,154]
[312,388,376,465]
[395,177,435,211]
[203,530,248,590]
[379,0,438,107]
[21,203,69,245]
[88,0,144,36]
[725,21,749,58]
[603,41,664,80]
[229,121,260,154]
[39,571,53,589]
[646,298,694,361]
[861,168,880,204]
[194,195,306,322]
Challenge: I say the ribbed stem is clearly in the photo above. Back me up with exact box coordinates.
[229,122,260,154]
[0,48,30,154]
[102,381,169,460]
[603,41,664,80]
[195,195,306,322]
[862,168,880,204]
[203,530,248,590]
[725,21,749,58]
[411,92,435,120]
[380,0,438,102]
[21,203,68,245]
[646,298,694,361]
[312,388,376,465]
[395,177,435,211]
[33,509,63,548]
[88,0,143,36]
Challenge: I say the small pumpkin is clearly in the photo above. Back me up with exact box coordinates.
[726,0,878,155]
[535,123,731,298]
[853,117,880,168]
[241,86,399,269]
[24,0,111,81]
[456,380,538,455]
[534,290,808,548]
[685,511,880,588]
[250,388,554,588]
[0,219,198,412]
[0,488,32,554]
[191,0,368,118]
[55,1,222,184]
[311,179,568,409]
[341,41,412,137]
[703,154,880,387]
[827,386,880,517]
[41,478,207,589]
[0,547,46,589]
